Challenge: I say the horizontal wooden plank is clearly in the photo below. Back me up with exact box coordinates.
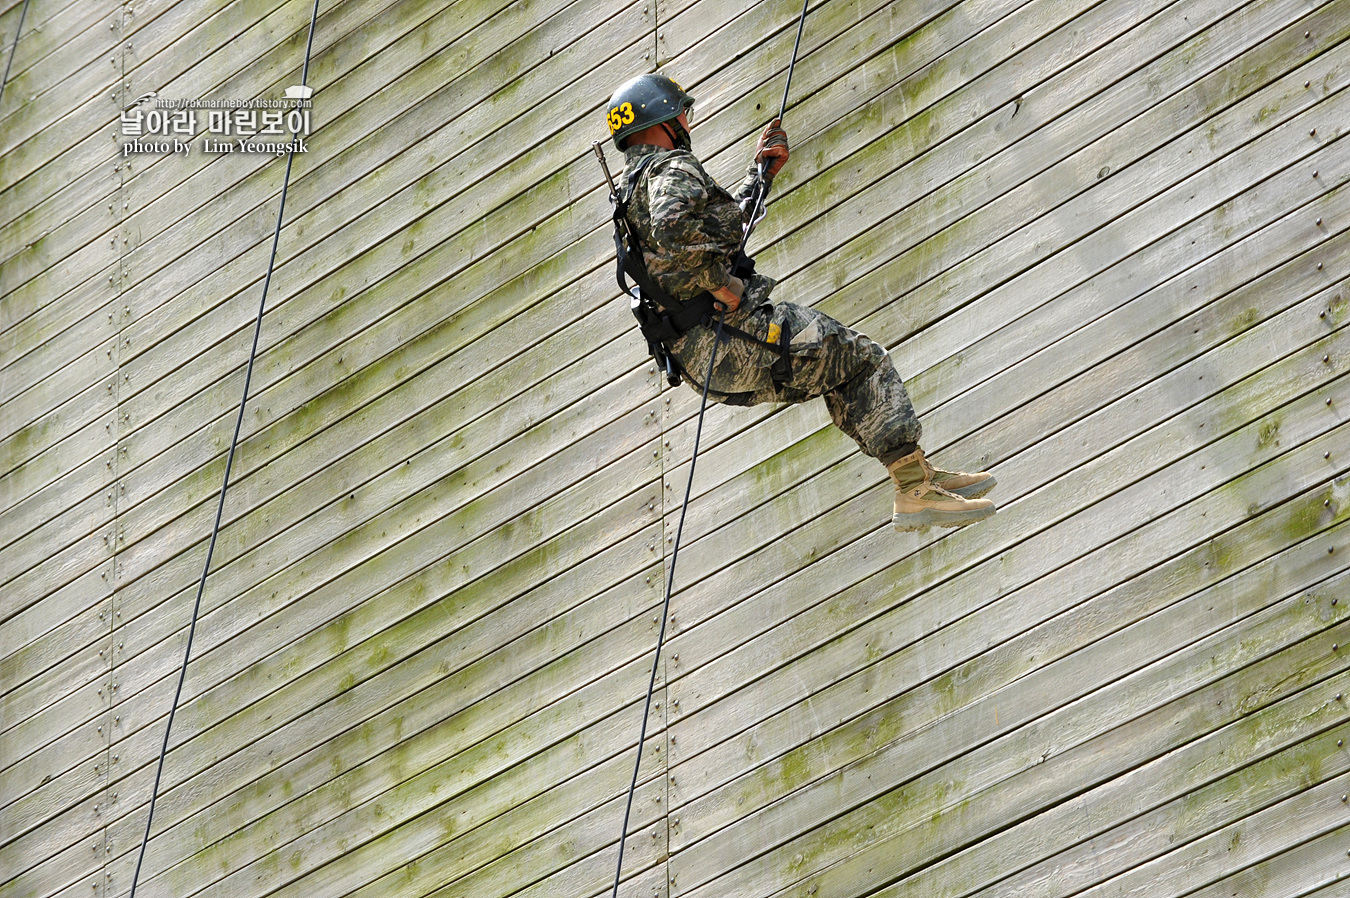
[657,0,1348,497]
[733,579,1350,898]
[922,672,1350,897]
[7,2,1349,898]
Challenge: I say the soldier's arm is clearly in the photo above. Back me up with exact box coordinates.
[733,120,790,218]
[730,165,762,210]
[646,157,735,294]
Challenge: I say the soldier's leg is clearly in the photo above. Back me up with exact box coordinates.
[755,301,919,458]
[757,302,997,530]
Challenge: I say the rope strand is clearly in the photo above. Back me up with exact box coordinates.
[125,2,322,894]
[610,313,724,898]
[608,6,810,891]
[0,0,32,110]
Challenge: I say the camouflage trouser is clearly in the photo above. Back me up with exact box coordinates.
[669,295,921,461]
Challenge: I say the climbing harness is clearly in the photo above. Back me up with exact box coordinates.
[600,3,812,896]
[125,2,322,895]
[594,143,788,390]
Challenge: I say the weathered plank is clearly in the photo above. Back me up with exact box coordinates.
[1070,769,1350,898]
[658,0,1348,493]
[916,673,1350,897]
[6,3,1348,898]
[717,580,1350,898]
[645,334,1350,880]
[1178,822,1350,898]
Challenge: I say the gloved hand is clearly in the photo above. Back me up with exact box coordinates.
[713,275,745,313]
[756,119,789,179]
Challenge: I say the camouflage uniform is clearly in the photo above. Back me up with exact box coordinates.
[622,142,921,462]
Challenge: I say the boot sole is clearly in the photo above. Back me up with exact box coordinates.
[892,504,996,533]
[947,475,997,500]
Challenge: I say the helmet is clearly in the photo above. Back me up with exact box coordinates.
[606,73,694,149]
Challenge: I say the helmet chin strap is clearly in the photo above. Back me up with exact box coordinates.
[662,119,691,151]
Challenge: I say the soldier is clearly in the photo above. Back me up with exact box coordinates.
[606,73,996,531]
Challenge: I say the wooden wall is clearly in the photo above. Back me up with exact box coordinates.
[3,0,1349,897]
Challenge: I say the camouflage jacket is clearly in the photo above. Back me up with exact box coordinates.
[620,143,777,309]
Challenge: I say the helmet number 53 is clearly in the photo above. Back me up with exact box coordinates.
[608,102,635,133]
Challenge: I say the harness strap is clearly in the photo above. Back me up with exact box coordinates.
[614,152,790,386]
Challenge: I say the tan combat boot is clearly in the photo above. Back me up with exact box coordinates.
[887,448,996,532]
[927,459,996,499]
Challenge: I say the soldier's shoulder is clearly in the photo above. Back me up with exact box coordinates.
[648,149,711,185]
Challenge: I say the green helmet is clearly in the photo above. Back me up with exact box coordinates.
[606,73,694,149]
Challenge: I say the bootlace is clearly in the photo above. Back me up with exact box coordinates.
[918,455,965,500]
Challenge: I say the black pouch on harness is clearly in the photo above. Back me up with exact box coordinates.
[629,295,683,386]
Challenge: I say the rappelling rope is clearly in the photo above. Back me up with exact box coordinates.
[606,4,810,894]
[0,0,32,110]
[125,1,322,894]
[609,311,724,898]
